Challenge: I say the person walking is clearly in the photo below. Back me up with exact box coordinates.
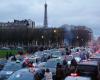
[62,60,69,78]
[56,64,64,80]
[70,58,77,73]
[45,68,53,80]
[97,61,100,80]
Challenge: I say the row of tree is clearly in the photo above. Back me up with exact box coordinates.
[0,26,92,47]
[0,28,64,46]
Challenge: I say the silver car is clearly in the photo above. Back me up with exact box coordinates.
[0,61,22,80]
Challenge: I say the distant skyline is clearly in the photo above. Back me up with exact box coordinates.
[0,0,100,38]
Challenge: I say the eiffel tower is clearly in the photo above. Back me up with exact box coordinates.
[43,1,48,28]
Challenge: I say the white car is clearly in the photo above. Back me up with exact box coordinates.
[65,76,91,80]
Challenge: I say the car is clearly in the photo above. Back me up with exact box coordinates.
[28,56,41,63]
[51,51,64,58]
[38,58,62,76]
[7,68,44,80]
[0,59,7,71]
[65,75,91,80]
[33,51,50,62]
[96,49,100,54]
[76,60,98,80]
[16,46,23,50]
[38,62,46,69]
[89,53,100,61]
[0,61,23,80]
[0,47,10,50]
[42,50,52,58]
[62,54,81,66]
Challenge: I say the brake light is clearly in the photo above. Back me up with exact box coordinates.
[70,73,78,77]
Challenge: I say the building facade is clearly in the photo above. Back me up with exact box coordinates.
[0,19,35,29]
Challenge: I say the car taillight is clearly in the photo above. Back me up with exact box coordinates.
[70,73,78,77]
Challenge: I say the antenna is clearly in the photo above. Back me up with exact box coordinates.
[45,0,47,4]
[45,0,46,4]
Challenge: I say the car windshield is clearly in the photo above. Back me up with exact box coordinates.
[3,62,22,71]
[34,52,43,57]
[45,59,61,68]
[52,51,62,57]
[8,70,35,80]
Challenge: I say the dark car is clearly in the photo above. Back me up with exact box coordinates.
[0,61,22,80]
[76,60,98,80]
[89,53,100,61]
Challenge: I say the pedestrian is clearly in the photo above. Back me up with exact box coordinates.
[97,61,100,80]
[35,73,41,80]
[70,58,77,73]
[45,68,53,80]
[28,61,33,67]
[71,58,77,67]
[66,48,71,55]
[56,64,64,80]
[11,55,17,61]
[62,60,69,78]
[80,48,88,60]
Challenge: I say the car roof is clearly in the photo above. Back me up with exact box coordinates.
[47,58,61,62]
[13,68,40,74]
[65,76,91,80]
[8,68,35,80]
[6,61,22,64]
[78,60,98,66]
[90,54,100,59]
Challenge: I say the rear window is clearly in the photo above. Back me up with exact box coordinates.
[77,65,97,73]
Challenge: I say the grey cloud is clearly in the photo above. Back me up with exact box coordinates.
[0,0,100,37]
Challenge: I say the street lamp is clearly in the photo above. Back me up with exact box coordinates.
[41,35,44,39]
[41,35,44,45]
[53,29,58,47]
[54,30,57,33]
[76,36,79,46]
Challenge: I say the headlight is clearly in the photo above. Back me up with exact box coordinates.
[6,71,13,75]
[68,61,71,65]
[16,74,21,78]
[75,57,81,62]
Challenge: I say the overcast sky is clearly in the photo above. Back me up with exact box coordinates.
[0,0,100,38]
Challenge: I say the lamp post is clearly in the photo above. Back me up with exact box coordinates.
[53,29,59,47]
[76,36,79,46]
[41,35,44,39]
[81,38,84,46]
[41,35,44,45]
[54,30,57,33]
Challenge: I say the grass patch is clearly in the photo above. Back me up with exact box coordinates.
[0,50,19,58]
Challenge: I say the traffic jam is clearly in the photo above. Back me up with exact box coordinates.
[0,47,100,80]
